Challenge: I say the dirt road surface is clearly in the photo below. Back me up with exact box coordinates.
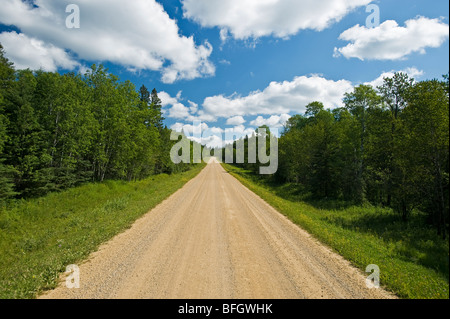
[40,158,395,299]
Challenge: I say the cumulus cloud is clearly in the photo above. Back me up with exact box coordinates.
[364,67,424,88]
[0,32,81,72]
[169,68,419,146]
[161,91,216,122]
[250,114,291,128]
[167,103,192,119]
[188,101,198,113]
[226,116,246,126]
[0,0,215,82]
[201,75,354,120]
[171,122,209,135]
[224,125,255,136]
[182,0,370,40]
[159,91,180,107]
[191,135,225,149]
[170,119,259,148]
[334,17,449,60]
[171,122,227,148]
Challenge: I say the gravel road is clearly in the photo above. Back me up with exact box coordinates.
[40,158,395,299]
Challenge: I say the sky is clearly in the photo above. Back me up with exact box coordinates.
[0,0,449,147]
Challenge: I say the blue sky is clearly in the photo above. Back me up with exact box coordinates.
[0,0,448,147]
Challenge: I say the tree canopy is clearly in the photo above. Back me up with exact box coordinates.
[0,44,197,200]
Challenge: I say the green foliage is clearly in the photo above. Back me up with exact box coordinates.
[272,73,449,238]
[0,44,200,202]
[0,164,205,299]
[221,125,277,176]
[225,72,449,239]
[399,79,449,237]
[224,163,449,299]
[151,88,164,131]
[0,160,17,200]
[0,44,16,199]
[225,72,449,297]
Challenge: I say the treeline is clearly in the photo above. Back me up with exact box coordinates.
[0,44,194,201]
[227,73,449,238]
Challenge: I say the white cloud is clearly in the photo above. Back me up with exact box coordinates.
[167,103,192,119]
[174,122,209,135]
[169,69,420,146]
[0,0,215,83]
[170,121,257,148]
[221,125,256,146]
[170,123,184,133]
[209,127,225,134]
[201,75,354,120]
[0,32,81,72]
[250,114,291,128]
[160,91,205,121]
[364,67,424,88]
[159,91,180,107]
[171,122,209,136]
[194,111,218,122]
[171,122,227,148]
[334,17,449,60]
[226,116,246,126]
[160,92,214,122]
[167,69,422,137]
[182,0,370,40]
[190,135,225,149]
[220,29,230,42]
[225,125,254,136]
[188,101,198,113]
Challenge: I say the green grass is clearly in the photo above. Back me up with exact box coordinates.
[222,164,449,299]
[0,164,205,299]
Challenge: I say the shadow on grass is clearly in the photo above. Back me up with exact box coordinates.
[322,212,449,281]
[275,181,450,281]
[251,175,358,211]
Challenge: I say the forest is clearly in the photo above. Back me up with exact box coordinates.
[223,73,449,239]
[0,44,194,202]
[1,41,449,239]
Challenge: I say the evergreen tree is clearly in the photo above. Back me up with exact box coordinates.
[151,88,164,131]
[139,85,150,104]
[0,44,17,200]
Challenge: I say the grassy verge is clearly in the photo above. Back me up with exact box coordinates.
[222,164,449,299]
[0,164,205,299]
